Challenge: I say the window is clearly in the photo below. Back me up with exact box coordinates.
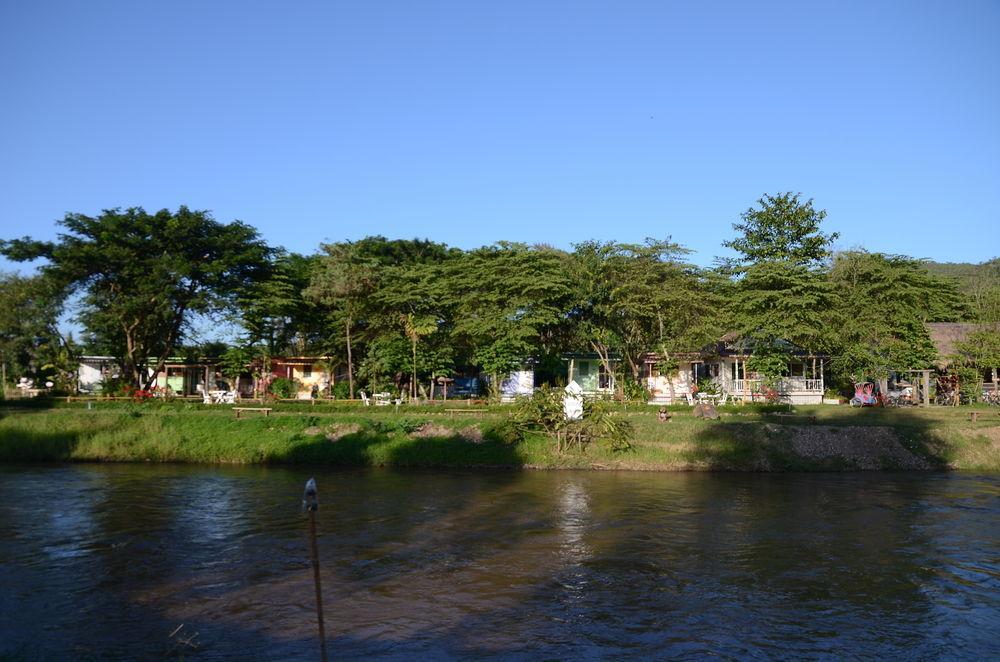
[599,364,612,389]
[303,366,312,378]
[578,362,590,377]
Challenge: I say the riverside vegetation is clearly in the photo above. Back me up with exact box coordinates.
[1,399,998,472]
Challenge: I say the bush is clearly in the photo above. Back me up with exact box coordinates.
[955,367,981,404]
[332,382,351,400]
[620,377,651,402]
[514,386,633,453]
[269,377,300,399]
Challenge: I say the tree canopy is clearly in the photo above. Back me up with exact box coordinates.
[3,195,995,399]
[1,207,273,388]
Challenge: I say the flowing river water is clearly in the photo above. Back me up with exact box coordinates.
[1,464,998,659]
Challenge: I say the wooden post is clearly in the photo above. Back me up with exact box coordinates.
[303,479,328,662]
[568,358,575,385]
[922,370,931,406]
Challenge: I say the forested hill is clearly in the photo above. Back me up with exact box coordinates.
[925,259,1000,292]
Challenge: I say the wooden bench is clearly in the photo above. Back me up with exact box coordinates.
[444,408,489,418]
[233,407,272,419]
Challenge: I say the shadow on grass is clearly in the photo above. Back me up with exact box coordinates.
[273,429,528,468]
[0,396,62,412]
[0,428,80,461]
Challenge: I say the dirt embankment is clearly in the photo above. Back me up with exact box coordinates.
[783,425,932,470]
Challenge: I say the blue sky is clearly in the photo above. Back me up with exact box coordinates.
[1,0,998,269]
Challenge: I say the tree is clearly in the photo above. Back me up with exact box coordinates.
[826,251,967,381]
[571,239,719,390]
[0,273,73,394]
[1,207,273,389]
[444,243,576,400]
[721,192,839,271]
[721,193,839,378]
[303,243,379,399]
[236,252,321,356]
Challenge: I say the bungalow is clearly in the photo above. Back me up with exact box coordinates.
[77,355,120,393]
[154,359,241,396]
[561,353,618,396]
[926,322,998,391]
[643,336,826,405]
[268,356,342,399]
[499,362,536,403]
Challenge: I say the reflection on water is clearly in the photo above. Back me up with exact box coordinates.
[1,465,998,659]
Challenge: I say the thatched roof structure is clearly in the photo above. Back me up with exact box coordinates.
[926,322,982,368]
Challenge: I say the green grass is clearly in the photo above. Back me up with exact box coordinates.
[1,401,998,471]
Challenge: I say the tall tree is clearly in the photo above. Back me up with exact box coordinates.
[444,243,575,399]
[1,207,273,388]
[826,251,967,381]
[304,243,380,398]
[721,192,839,271]
[571,239,716,386]
[372,261,451,399]
[721,193,839,377]
[0,273,73,393]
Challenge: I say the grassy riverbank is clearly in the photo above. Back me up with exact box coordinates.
[1,400,998,471]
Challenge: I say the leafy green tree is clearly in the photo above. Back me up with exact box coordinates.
[571,239,719,388]
[304,242,380,398]
[367,261,453,398]
[0,273,73,393]
[237,252,321,355]
[444,243,575,399]
[826,251,967,381]
[722,193,839,378]
[722,192,839,271]
[1,207,273,388]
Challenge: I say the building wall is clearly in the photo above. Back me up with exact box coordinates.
[568,359,614,394]
[500,370,534,402]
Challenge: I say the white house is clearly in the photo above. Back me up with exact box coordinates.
[643,337,826,405]
[77,356,120,393]
[499,367,535,403]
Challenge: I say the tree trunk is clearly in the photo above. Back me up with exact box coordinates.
[412,339,418,401]
[345,318,354,399]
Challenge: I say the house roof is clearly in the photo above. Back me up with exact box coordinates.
[926,322,984,367]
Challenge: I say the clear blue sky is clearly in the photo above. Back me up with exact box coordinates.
[2,0,998,268]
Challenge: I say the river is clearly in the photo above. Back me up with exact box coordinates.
[1,465,998,659]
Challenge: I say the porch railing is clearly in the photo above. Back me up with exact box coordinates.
[723,377,823,394]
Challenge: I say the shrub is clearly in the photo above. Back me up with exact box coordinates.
[270,377,300,399]
[955,366,981,404]
[332,382,351,400]
[620,377,651,402]
[514,386,633,453]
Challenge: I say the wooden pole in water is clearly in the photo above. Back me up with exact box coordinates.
[303,478,327,662]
